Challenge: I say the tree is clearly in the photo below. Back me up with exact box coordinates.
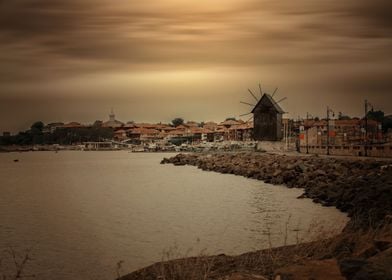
[225,117,236,121]
[171,118,184,127]
[383,115,392,132]
[30,121,44,144]
[367,110,384,123]
[93,120,103,128]
[365,110,392,132]
[338,112,351,120]
[30,121,44,132]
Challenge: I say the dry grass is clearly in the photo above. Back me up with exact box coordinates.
[120,217,349,280]
[4,218,390,280]
[0,247,35,279]
[122,250,218,280]
[231,219,343,278]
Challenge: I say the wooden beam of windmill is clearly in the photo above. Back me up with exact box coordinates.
[240,101,255,106]
[245,115,253,123]
[258,83,263,96]
[275,97,287,104]
[271,87,278,97]
[240,112,252,117]
[248,89,259,102]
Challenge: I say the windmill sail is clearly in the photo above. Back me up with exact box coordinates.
[248,89,259,102]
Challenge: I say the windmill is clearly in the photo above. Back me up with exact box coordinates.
[239,83,287,141]
[239,83,287,118]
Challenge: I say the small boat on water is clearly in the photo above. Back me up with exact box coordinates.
[132,147,145,152]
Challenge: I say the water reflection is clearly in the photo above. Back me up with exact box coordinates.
[0,151,348,280]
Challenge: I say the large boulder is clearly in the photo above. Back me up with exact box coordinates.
[352,247,392,280]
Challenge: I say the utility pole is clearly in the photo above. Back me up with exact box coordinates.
[327,107,330,155]
[284,120,288,150]
[326,106,334,156]
[286,120,289,150]
[306,112,309,154]
[364,99,368,157]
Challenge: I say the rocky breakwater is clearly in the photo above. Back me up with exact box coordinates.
[161,152,392,229]
[120,153,392,280]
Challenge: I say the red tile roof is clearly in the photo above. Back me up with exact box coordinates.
[128,128,160,135]
[134,123,159,129]
[229,122,253,130]
[189,127,213,134]
[169,129,186,135]
[220,120,240,126]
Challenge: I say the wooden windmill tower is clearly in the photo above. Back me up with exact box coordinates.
[240,84,287,141]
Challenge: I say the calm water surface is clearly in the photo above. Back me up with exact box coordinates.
[0,151,348,279]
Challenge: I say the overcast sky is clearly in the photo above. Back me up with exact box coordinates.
[0,0,391,132]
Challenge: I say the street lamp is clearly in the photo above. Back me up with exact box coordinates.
[305,112,313,154]
[326,106,335,156]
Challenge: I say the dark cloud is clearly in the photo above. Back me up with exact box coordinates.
[0,0,391,131]
[349,0,392,28]
[1,0,391,76]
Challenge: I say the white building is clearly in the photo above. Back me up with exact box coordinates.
[102,109,124,128]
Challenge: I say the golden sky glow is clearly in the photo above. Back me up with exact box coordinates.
[0,0,391,131]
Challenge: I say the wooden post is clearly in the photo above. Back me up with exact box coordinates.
[364,99,368,157]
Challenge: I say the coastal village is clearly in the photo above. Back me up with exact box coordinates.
[1,93,392,158]
[2,0,392,279]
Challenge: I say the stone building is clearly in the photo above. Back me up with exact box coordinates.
[300,119,382,146]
